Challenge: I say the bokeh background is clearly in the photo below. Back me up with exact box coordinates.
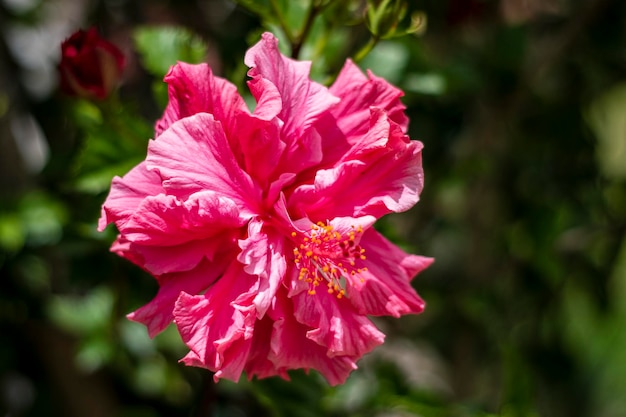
[1,0,626,416]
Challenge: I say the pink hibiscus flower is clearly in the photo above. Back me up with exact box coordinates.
[99,32,432,385]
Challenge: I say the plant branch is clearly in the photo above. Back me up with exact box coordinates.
[269,0,296,45]
[290,0,340,58]
[353,35,379,63]
[291,1,319,58]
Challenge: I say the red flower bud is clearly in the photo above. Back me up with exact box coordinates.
[59,27,125,100]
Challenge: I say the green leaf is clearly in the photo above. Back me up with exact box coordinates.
[0,213,25,252]
[359,40,409,84]
[133,26,209,78]
[69,100,151,194]
[404,72,447,95]
[19,191,68,246]
[73,157,143,194]
[586,83,626,180]
[47,286,114,334]
[233,0,273,22]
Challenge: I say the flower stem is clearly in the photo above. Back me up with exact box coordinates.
[269,0,296,45]
[353,35,380,63]
[291,0,339,58]
[192,373,216,417]
[291,1,319,58]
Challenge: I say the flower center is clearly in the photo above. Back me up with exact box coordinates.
[292,222,367,298]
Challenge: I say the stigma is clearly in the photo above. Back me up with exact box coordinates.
[292,221,368,298]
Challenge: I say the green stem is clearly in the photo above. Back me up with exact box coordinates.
[291,0,339,59]
[353,35,380,63]
[98,93,146,150]
[291,2,319,59]
[269,0,296,45]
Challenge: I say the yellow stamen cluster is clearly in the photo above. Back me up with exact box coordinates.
[292,221,368,298]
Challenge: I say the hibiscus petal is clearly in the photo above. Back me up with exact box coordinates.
[174,263,259,382]
[237,219,287,318]
[243,315,288,381]
[290,214,376,237]
[155,62,248,140]
[108,191,245,275]
[237,64,286,186]
[291,288,384,358]
[266,291,360,386]
[120,191,245,245]
[244,32,336,175]
[126,233,239,276]
[289,108,424,220]
[347,229,431,317]
[98,162,164,231]
[128,258,228,337]
[247,75,282,121]
[330,59,408,137]
[235,107,286,187]
[311,60,410,169]
[244,32,338,141]
[146,113,261,214]
[110,235,145,268]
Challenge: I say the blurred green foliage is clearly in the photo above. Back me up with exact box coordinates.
[1,1,626,417]
[134,26,209,78]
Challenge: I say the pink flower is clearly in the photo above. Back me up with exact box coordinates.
[99,32,432,385]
